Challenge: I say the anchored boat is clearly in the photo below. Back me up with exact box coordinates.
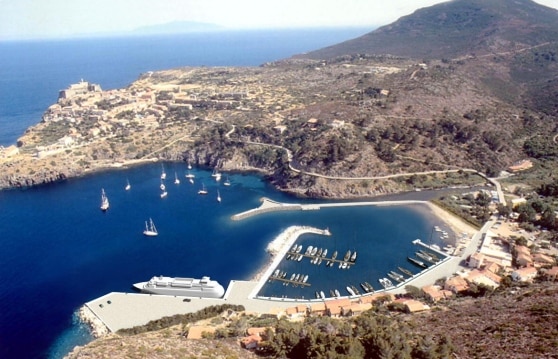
[100,188,109,211]
[143,218,158,237]
[133,276,225,298]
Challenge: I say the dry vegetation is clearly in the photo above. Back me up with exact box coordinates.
[66,283,558,358]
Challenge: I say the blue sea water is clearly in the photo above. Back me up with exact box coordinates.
[0,29,447,359]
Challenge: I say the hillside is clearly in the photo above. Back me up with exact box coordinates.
[302,0,558,60]
[2,0,558,200]
[300,0,558,117]
[66,283,558,358]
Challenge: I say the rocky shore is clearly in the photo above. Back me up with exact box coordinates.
[78,305,110,338]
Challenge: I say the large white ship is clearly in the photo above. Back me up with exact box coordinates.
[133,276,225,298]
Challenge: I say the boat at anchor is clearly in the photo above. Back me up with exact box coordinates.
[143,218,158,237]
[100,188,109,211]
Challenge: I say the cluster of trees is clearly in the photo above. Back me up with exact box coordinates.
[117,304,245,336]
[523,136,558,159]
[514,195,557,232]
[257,313,454,358]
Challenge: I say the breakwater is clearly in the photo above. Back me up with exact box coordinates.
[232,198,428,220]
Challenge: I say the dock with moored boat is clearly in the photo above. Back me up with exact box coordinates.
[284,246,357,268]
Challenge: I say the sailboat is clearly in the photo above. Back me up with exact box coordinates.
[174,172,180,185]
[143,218,158,237]
[100,188,109,211]
[223,176,231,186]
[125,179,131,191]
[160,181,166,191]
[187,160,192,170]
[160,189,168,198]
[211,167,221,181]
[198,183,208,195]
[160,164,166,180]
[217,190,221,203]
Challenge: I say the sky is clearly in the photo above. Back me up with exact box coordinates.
[1,0,558,40]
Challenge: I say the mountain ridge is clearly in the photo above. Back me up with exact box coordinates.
[301,0,558,60]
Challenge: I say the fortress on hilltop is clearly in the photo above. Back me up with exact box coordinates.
[58,79,102,100]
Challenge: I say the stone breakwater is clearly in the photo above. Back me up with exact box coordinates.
[78,305,110,338]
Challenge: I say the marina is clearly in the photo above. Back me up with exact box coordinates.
[78,212,468,337]
[75,189,473,342]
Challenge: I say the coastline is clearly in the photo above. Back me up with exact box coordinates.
[423,202,477,246]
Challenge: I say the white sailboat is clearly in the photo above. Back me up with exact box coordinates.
[185,171,195,179]
[125,179,131,191]
[160,164,166,180]
[174,172,180,185]
[160,190,168,198]
[187,160,192,170]
[198,183,208,195]
[100,188,109,211]
[160,180,166,191]
[223,176,231,186]
[211,167,221,181]
[217,190,221,203]
[143,218,158,237]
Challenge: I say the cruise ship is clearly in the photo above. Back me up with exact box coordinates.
[133,276,225,298]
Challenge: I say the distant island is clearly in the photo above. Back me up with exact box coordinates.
[129,21,224,36]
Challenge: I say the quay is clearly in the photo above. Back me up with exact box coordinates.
[231,197,427,220]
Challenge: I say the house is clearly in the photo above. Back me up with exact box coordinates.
[467,269,502,289]
[400,299,430,313]
[511,267,538,282]
[515,245,533,267]
[422,285,453,302]
[325,298,352,317]
[347,302,372,315]
[240,334,262,349]
[515,245,530,255]
[484,261,501,274]
[542,266,558,281]
[308,302,327,316]
[533,253,555,267]
[468,252,485,269]
[516,252,534,267]
[444,276,470,293]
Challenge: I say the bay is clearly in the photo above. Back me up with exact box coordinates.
[0,28,447,359]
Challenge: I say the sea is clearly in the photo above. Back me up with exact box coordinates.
[0,29,447,359]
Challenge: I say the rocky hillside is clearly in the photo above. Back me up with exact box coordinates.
[303,0,558,60]
[300,0,558,117]
[2,0,558,199]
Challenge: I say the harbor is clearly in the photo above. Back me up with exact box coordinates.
[80,203,478,336]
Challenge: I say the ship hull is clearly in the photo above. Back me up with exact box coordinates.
[133,276,225,298]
